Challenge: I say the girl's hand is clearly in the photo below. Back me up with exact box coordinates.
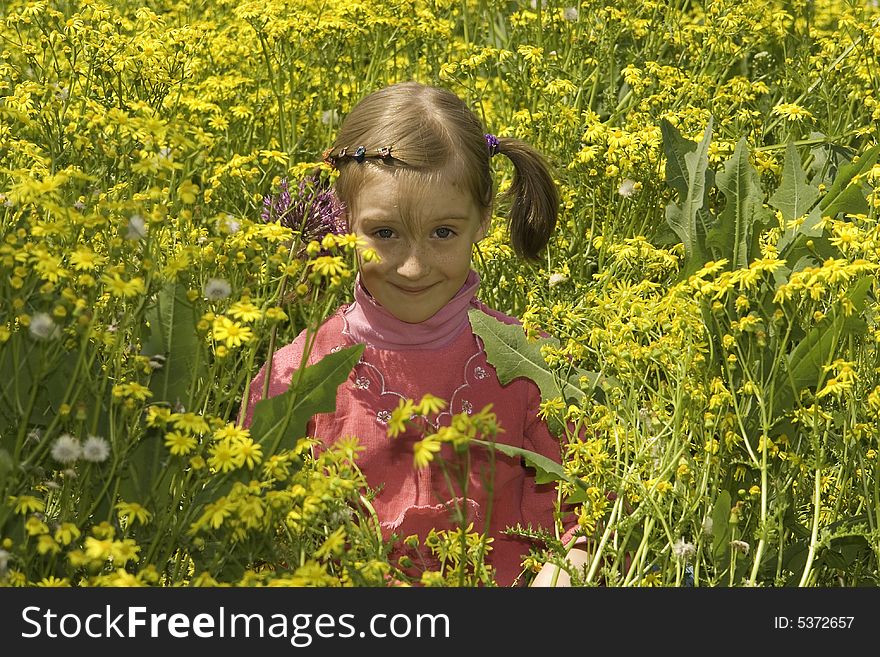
[529,548,590,587]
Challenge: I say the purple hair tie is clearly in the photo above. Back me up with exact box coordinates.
[485,133,500,157]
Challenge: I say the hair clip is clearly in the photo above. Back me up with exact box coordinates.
[321,147,336,169]
[379,146,392,159]
[484,133,500,158]
[354,146,366,163]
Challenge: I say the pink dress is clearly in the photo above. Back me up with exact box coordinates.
[239,270,578,586]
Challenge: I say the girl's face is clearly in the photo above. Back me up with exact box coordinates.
[347,167,488,324]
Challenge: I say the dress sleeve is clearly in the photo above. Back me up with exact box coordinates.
[519,382,582,547]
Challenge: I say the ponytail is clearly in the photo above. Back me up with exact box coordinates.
[495,137,559,261]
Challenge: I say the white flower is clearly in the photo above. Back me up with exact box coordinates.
[82,435,110,463]
[204,278,232,301]
[563,7,579,20]
[671,538,696,561]
[51,434,81,464]
[701,516,714,536]
[29,313,60,341]
[125,214,147,240]
[730,539,750,556]
[223,215,240,233]
[618,178,637,198]
[549,272,568,286]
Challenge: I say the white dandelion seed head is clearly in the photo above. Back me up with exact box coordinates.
[672,537,696,561]
[0,549,9,574]
[702,515,714,536]
[321,109,339,125]
[549,272,568,287]
[82,435,110,463]
[42,480,62,491]
[148,353,166,370]
[563,7,579,21]
[223,215,240,234]
[730,539,750,556]
[26,428,42,443]
[63,468,77,479]
[51,434,81,464]
[125,214,147,240]
[73,199,85,210]
[29,313,60,341]
[204,278,232,301]
[618,178,637,198]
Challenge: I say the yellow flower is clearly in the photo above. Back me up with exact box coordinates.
[37,535,61,555]
[164,430,197,455]
[110,538,140,564]
[116,501,153,525]
[172,412,211,434]
[387,399,415,438]
[309,255,347,278]
[84,536,114,561]
[54,523,81,546]
[413,436,441,469]
[212,316,253,348]
[231,436,263,469]
[209,439,243,473]
[101,273,146,298]
[228,299,263,323]
[10,495,44,515]
[772,102,813,121]
[415,394,447,416]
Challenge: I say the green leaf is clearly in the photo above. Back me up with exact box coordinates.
[467,309,587,405]
[707,137,773,269]
[472,438,570,486]
[772,277,872,414]
[661,118,714,277]
[117,429,173,509]
[771,142,821,253]
[142,282,206,406]
[819,144,880,216]
[711,490,732,562]
[249,343,365,455]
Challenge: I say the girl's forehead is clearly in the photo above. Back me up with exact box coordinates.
[352,167,480,222]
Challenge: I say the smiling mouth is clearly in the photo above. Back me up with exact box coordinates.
[393,283,436,294]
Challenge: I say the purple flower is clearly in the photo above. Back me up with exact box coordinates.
[261,176,347,244]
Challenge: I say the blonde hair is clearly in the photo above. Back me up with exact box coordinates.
[325,81,558,260]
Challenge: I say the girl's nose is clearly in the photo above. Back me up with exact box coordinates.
[396,245,430,279]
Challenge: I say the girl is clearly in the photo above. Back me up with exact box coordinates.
[240,81,586,587]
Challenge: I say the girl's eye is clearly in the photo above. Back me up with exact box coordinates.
[373,228,394,239]
[434,227,455,239]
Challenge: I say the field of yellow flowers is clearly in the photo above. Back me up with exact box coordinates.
[2,0,880,587]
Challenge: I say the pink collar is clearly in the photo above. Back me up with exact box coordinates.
[343,270,480,350]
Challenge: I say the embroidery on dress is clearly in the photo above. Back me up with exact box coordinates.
[341,311,487,430]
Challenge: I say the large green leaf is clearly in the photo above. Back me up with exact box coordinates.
[142,282,206,407]
[771,142,821,253]
[468,309,585,403]
[707,137,772,269]
[819,143,880,217]
[771,277,872,414]
[661,118,714,276]
[472,438,567,486]
[249,343,365,455]
[711,490,732,562]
